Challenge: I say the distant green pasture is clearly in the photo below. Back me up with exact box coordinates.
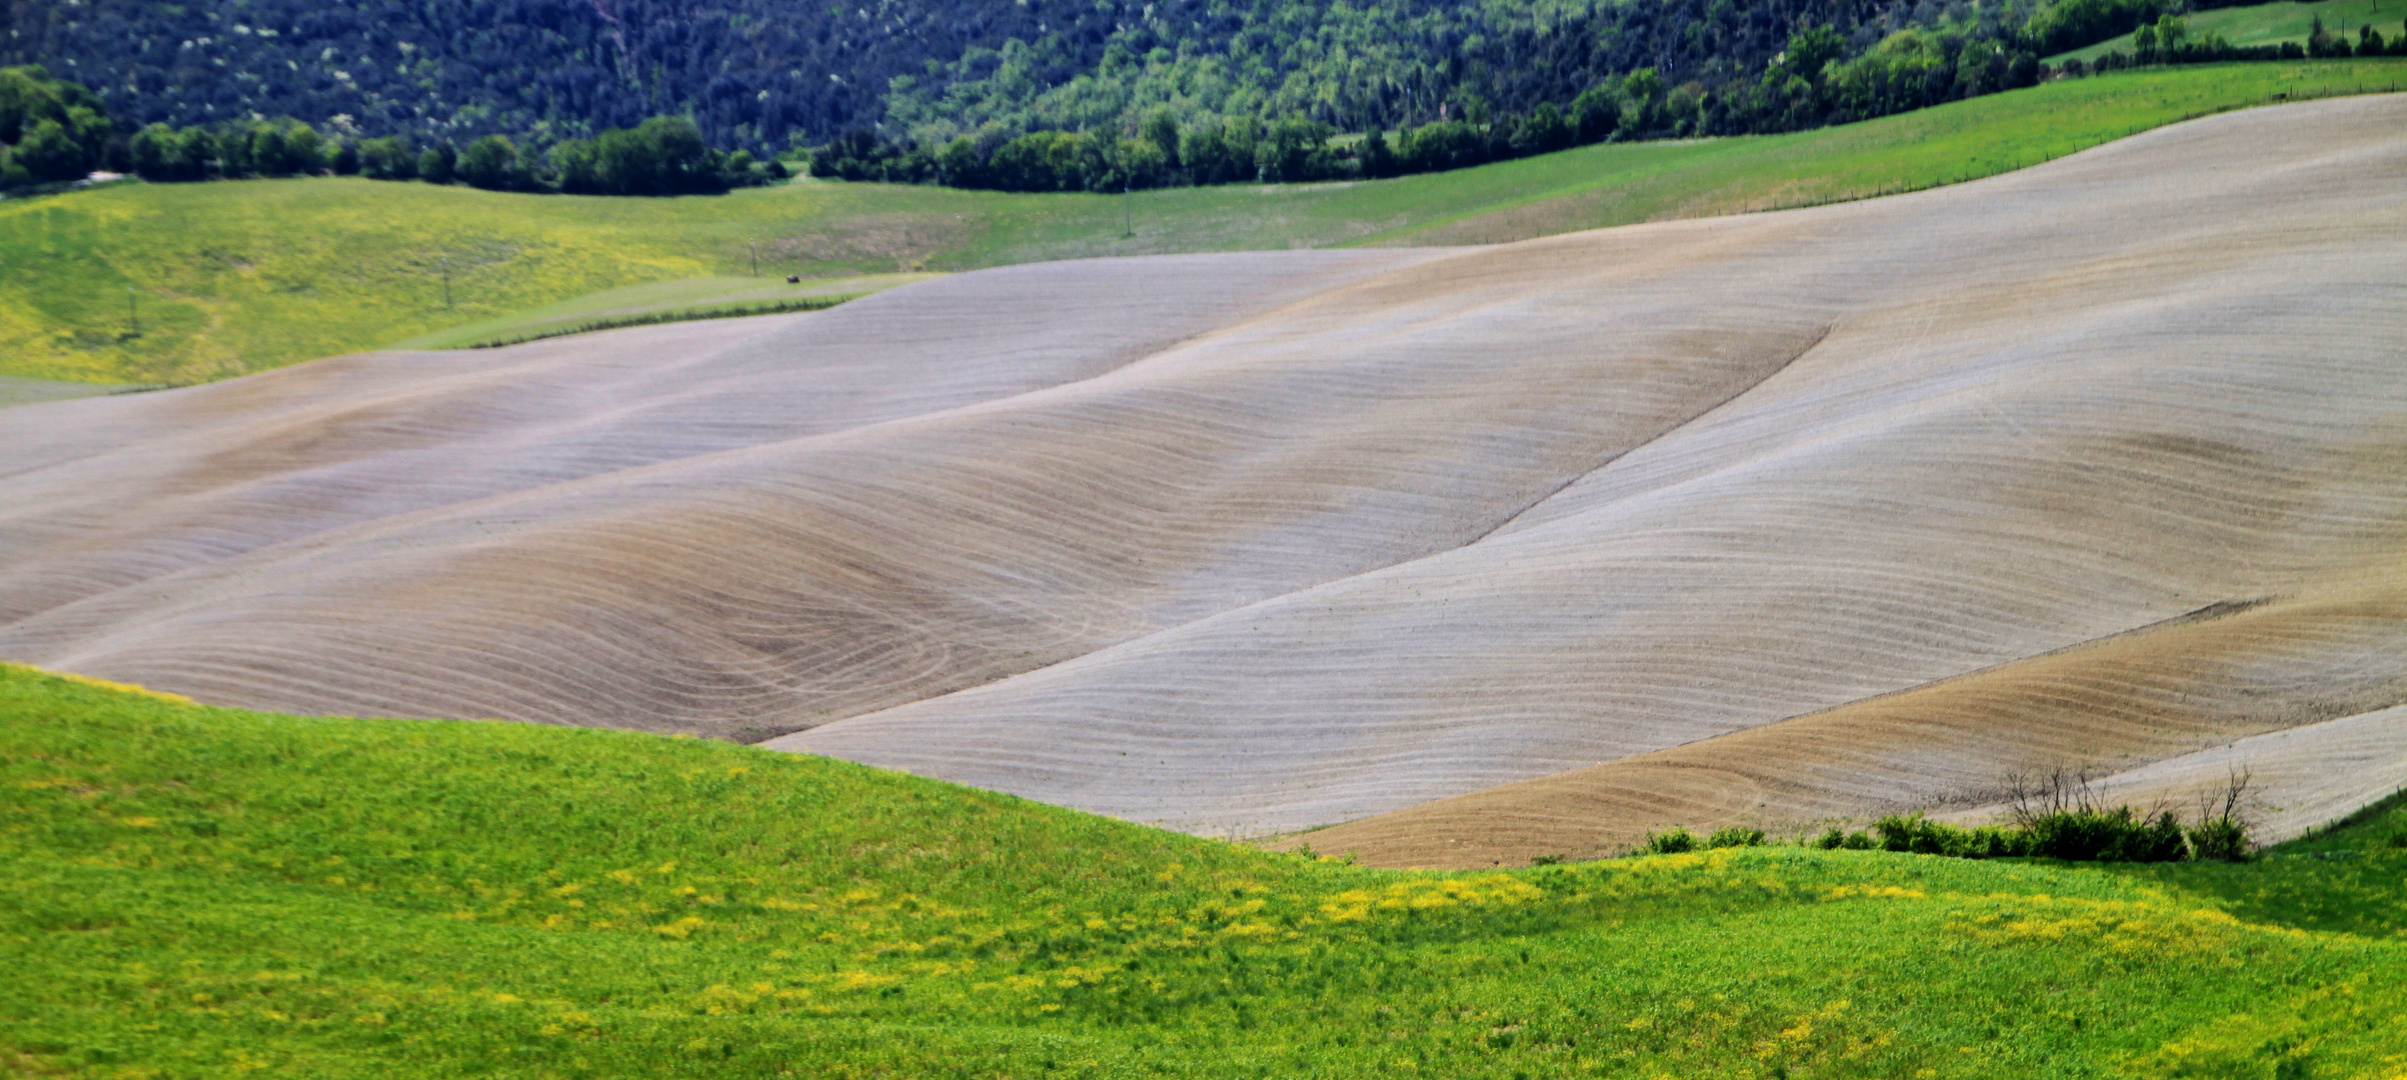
[2049,0,2407,62]
[1,59,2399,385]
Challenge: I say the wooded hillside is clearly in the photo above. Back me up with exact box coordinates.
[6,0,1931,154]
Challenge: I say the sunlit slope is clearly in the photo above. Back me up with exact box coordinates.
[778,94,2407,836]
[10,664,2407,1078]
[1295,579,2407,868]
[4,62,2395,386]
[0,251,1442,739]
[2,96,2403,849]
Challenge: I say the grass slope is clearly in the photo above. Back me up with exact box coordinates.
[387,273,943,350]
[1,60,2398,385]
[4,664,2404,1078]
[0,375,125,409]
[2050,0,2407,62]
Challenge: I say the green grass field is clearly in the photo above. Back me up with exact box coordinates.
[4,662,2404,1078]
[2,60,2400,386]
[2050,0,2407,62]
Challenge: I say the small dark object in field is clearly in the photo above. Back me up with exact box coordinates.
[787,274,801,283]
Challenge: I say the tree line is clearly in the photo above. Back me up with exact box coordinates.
[120,114,784,195]
[810,24,1988,192]
[8,0,1961,159]
[810,4,2407,195]
[4,61,788,196]
[2060,10,2406,77]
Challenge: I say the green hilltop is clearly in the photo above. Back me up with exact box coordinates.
[2,59,2399,388]
[2050,0,2407,61]
[3,662,2405,1078]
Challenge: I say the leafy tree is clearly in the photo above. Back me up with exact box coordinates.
[1569,85,1621,143]
[1770,25,1847,85]
[1511,102,1571,155]
[283,125,328,175]
[359,137,418,180]
[9,118,87,183]
[457,135,524,190]
[1359,128,1396,179]
[128,123,210,182]
[555,116,730,195]
[0,65,112,188]
[418,144,457,185]
[1140,109,1181,169]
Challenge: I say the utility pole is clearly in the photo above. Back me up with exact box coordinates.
[127,286,140,337]
[1123,181,1133,238]
[749,239,759,276]
[441,257,453,309]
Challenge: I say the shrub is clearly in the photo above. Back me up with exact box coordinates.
[1639,827,1696,855]
[358,136,416,180]
[418,143,456,184]
[456,134,523,190]
[1704,827,1765,849]
[1812,828,1878,850]
[2187,815,2251,862]
[1873,814,1959,855]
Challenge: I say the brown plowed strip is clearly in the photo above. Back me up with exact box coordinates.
[1279,573,2407,869]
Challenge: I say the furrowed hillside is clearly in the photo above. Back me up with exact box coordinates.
[4,663,2406,1077]
[3,61,2396,386]
[3,94,2402,857]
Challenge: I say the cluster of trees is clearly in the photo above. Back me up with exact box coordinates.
[0,66,115,190]
[4,0,1293,155]
[12,0,1936,159]
[873,0,1958,153]
[813,0,2407,197]
[121,114,783,194]
[2302,14,2407,57]
[13,0,2398,201]
[808,18,2048,194]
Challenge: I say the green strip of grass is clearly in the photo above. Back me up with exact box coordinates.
[454,295,862,350]
[0,374,126,409]
[4,663,2404,1078]
[1,60,2400,386]
[388,272,941,350]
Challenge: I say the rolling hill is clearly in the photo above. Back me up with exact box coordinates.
[5,662,2406,1077]
[4,93,2403,860]
[4,61,2395,387]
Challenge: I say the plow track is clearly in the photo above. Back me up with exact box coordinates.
[4,97,2404,860]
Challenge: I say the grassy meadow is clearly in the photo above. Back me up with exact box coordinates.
[4,662,2405,1079]
[0,59,2400,386]
[2049,0,2407,62]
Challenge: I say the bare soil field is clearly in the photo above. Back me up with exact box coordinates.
[3,96,2401,862]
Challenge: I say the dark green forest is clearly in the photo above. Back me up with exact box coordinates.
[5,0,2402,196]
[0,0,2232,156]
